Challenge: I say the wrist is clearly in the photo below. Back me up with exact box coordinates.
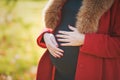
[43,33,51,40]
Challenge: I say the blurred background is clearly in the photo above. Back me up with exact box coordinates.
[0,0,47,80]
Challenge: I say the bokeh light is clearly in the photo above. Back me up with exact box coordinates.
[0,0,47,80]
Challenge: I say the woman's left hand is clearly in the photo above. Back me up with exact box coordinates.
[56,25,85,46]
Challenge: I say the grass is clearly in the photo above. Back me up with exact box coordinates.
[0,0,47,80]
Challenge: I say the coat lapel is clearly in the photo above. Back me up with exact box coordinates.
[44,0,114,33]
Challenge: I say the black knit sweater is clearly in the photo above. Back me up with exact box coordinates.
[50,0,82,80]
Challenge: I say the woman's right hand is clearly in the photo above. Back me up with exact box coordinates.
[43,33,64,58]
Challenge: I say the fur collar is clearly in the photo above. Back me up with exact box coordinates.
[43,0,114,33]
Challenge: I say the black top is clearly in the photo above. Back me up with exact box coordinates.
[49,0,82,80]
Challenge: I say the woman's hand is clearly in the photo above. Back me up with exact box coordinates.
[44,33,64,58]
[56,25,85,46]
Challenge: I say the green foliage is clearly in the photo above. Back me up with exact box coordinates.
[0,0,47,80]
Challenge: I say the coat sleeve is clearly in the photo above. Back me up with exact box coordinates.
[80,3,120,58]
[37,28,53,48]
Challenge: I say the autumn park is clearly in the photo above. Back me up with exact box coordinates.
[0,0,47,80]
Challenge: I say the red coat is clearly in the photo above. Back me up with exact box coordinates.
[36,0,120,80]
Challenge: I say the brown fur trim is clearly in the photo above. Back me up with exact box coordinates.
[43,0,66,30]
[44,0,114,33]
[76,0,114,33]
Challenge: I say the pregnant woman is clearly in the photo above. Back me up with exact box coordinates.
[37,0,120,80]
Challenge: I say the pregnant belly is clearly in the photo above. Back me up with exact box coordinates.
[49,42,79,76]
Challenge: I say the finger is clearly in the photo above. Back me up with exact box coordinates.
[47,40,64,53]
[53,46,64,53]
[58,31,70,35]
[48,43,64,56]
[57,38,70,42]
[50,51,57,58]
[52,46,64,57]
[55,51,63,56]
[49,50,61,58]
[56,34,69,39]
[68,25,76,31]
[53,52,62,58]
